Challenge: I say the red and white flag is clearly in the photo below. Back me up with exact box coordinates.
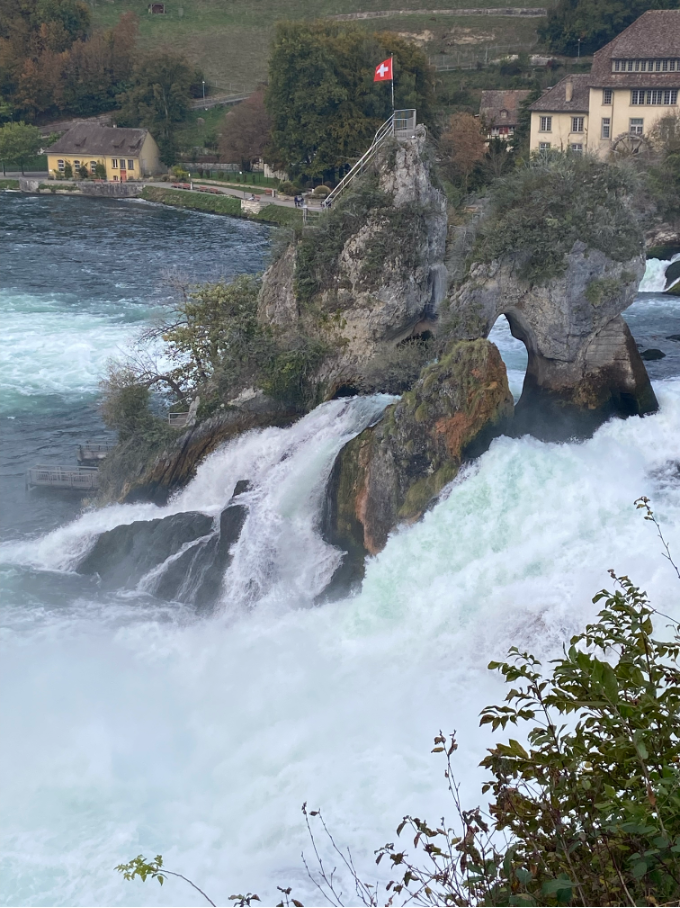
[374,58,393,81]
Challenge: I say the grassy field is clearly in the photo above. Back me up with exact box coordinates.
[90,0,553,90]
[141,186,303,226]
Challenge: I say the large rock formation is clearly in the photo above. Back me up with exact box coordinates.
[79,481,251,609]
[322,339,513,591]
[449,242,657,437]
[258,127,448,396]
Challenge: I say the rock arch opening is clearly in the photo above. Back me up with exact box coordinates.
[488,314,529,401]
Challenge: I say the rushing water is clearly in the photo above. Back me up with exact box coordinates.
[1,195,680,907]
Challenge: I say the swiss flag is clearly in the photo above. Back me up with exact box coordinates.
[374,58,393,81]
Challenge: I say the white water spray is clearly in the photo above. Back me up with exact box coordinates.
[1,382,679,907]
[640,254,680,293]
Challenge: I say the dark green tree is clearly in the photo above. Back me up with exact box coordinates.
[0,121,41,172]
[265,21,434,179]
[539,0,679,56]
[117,52,203,165]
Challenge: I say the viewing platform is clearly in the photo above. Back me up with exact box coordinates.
[26,465,99,491]
[77,441,112,465]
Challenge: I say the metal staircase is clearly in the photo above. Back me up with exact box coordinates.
[324,109,417,209]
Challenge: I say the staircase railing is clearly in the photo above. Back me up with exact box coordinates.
[324,109,416,208]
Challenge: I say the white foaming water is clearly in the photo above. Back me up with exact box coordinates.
[0,396,393,598]
[640,254,680,293]
[0,291,144,405]
[1,383,679,907]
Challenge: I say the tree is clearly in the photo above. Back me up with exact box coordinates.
[219,90,271,172]
[0,121,41,172]
[647,112,680,225]
[539,0,679,56]
[438,112,486,193]
[483,136,512,180]
[0,2,135,120]
[265,21,434,179]
[117,52,202,165]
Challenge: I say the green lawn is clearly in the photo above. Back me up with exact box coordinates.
[90,0,553,90]
[140,185,302,226]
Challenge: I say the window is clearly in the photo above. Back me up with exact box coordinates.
[572,116,584,133]
[111,158,118,168]
[90,161,97,172]
[603,89,612,105]
[630,118,644,135]
[614,58,680,73]
[113,175,119,181]
[539,116,552,132]
[602,117,611,139]
[57,159,65,171]
[631,89,677,105]
[539,142,551,151]
[570,143,583,154]
[127,159,134,170]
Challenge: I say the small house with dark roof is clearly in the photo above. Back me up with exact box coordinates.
[529,9,680,157]
[479,90,531,141]
[529,74,590,154]
[47,124,161,181]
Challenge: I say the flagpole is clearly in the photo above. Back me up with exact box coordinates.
[391,54,394,114]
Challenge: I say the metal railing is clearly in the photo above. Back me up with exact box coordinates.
[324,110,417,208]
[27,465,99,490]
[77,441,112,463]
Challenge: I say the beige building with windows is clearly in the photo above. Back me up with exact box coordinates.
[529,10,680,157]
[47,124,162,181]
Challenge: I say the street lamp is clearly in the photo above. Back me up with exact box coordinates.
[202,80,206,104]
[577,38,581,59]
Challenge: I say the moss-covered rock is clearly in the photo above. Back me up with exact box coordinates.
[323,339,513,588]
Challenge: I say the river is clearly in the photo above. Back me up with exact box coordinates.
[1,194,679,906]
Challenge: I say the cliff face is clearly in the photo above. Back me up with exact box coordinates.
[449,241,657,436]
[258,127,448,395]
[323,339,513,590]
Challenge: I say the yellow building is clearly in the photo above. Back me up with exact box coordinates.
[530,10,680,157]
[47,124,162,181]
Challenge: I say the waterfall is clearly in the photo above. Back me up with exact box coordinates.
[640,253,680,293]
[0,395,395,608]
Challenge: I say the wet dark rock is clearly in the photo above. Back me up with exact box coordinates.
[667,335,680,343]
[640,348,666,361]
[665,260,680,290]
[77,511,214,589]
[153,502,247,609]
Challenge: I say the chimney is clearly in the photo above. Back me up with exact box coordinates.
[565,77,573,103]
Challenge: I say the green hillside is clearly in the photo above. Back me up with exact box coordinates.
[90,0,551,91]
